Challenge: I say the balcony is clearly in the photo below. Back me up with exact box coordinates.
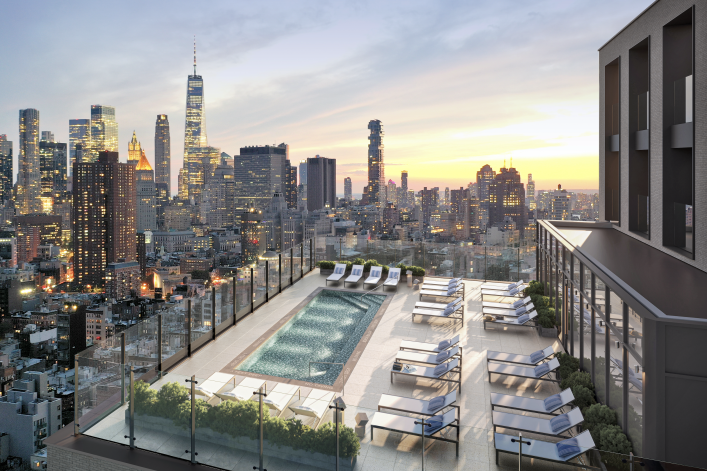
[634,91,649,151]
[671,75,693,149]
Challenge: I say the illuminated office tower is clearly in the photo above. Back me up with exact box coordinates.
[284,160,297,209]
[73,152,137,289]
[387,179,397,206]
[344,177,352,202]
[39,138,67,213]
[183,40,208,200]
[234,145,287,213]
[365,119,385,205]
[136,150,157,231]
[400,170,408,207]
[90,105,118,161]
[154,114,171,194]
[0,135,12,203]
[489,164,527,236]
[41,131,54,143]
[527,174,536,211]
[17,109,42,215]
[298,159,308,207]
[476,164,496,229]
[69,119,91,173]
[127,131,141,165]
[306,155,336,211]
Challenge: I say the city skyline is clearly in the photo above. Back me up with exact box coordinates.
[0,1,653,194]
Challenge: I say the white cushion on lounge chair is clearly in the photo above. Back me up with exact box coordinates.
[490,388,574,414]
[262,383,300,412]
[378,390,457,416]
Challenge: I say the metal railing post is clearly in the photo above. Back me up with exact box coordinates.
[415,418,428,471]
[511,434,531,471]
[329,400,345,471]
[279,253,282,293]
[233,275,238,326]
[120,332,126,405]
[73,359,79,436]
[484,245,487,282]
[157,314,162,377]
[290,247,294,285]
[129,366,135,448]
[187,300,192,357]
[310,238,313,271]
[250,268,254,314]
[185,376,198,463]
[265,261,269,302]
[211,286,216,340]
[252,385,267,471]
[300,242,304,278]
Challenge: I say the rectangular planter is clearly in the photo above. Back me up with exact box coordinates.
[539,326,558,338]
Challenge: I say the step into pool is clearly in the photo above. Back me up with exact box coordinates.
[237,289,387,386]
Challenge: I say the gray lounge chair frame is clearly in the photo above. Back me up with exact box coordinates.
[399,335,461,355]
[481,284,527,298]
[482,303,535,318]
[483,311,537,330]
[415,297,463,310]
[325,263,347,286]
[363,267,383,289]
[486,345,554,366]
[480,280,524,290]
[488,357,560,383]
[419,284,465,301]
[371,409,459,456]
[490,388,574,415]
[494,430,599,470]
[492,407,584,438]
[396,346,462,369]
[423,277,462,286]
[378,390,459,416]
[391,358,462,393]
[412,303,464,326]
[482,296,532,309]
[383,267,402,291]
[344,265,364,288]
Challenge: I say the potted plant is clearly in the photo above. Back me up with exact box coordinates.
[537,307,558,337]
[317,261,336,276]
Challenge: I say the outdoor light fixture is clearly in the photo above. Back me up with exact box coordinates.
[615,340,620,349]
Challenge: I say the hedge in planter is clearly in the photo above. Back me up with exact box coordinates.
[131,381,361,459]
[395,263,426,276]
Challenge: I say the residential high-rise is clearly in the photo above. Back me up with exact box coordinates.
[204,158,235,228]
[420,187,439,225]
[549,184,570,220]
[527,174,536,211]
[90,105,118,161]
[344,177,352,202]
[69,119,91,173]
[365,119,385,205]
[41,131,54,143]
[298,159,308,207]
[183,41,208,201]
[127,131,141,165]
[73,152,137,290]
[39,139,67,213]
[14,215,62,264]
[136,149,157,231]
[154,114,171,195]
[0,135,12,204]
[387,179,397,206]
[241,206,265,264]
[476,164,496,229]
[17,109,42,215]
[488,165,527,236]
[306,156,336,211]
[284,160,298,209]
[400,170,408,207]
[234,145,287,213]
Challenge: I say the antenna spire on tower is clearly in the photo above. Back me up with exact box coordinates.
[193,35,197,75]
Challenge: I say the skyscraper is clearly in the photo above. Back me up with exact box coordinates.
[41,131,54,143]
[204,159,235,228]
[298,159,308,207]
[476,164,496,229]
[234,145,287,213]
[387,179,397,206]
[39,139,67,213]
[489,164,527,236]
[527,174,536,211]
[284,160,297,209]
[183,40,208,200]
[344,177,352,202]
[69,119,91,173]
[306,156,336,211]
[136,149,157,231]
[365,120,385,205]
[0,136,12,204]
[73,152,137,289]
[127,131,141,165]
[90,105,118,162]
[17,109,42,215]
[154,114,170,195]
[400,170,408,207]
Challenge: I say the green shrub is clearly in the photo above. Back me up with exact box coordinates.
[345,261,353,271]
[396,262,407,271]
[352,258,365,266]
[557,365,575,382]
[596,424,633,470]
[524,280,545,296]
[560,371,594,392]
[317,261,335,269]
[152,382,190,420]
[556,353,580,371]
[409,266,426,276]
[536,306,556,328]
[571,385,597,411]
[584,403,618,438]
[530,294,549,309]
[131,380,156,416]
[381,265,389,275]
[363,259,379,271]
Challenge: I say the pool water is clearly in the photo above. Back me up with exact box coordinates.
[237,290,386,385]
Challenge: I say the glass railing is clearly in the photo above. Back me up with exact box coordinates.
[637,91,649,131]
[314,237,536,282]
[673,202,693,253]
[674,75,693,125]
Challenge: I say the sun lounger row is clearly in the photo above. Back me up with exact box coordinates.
[483,311,538,330]
[419,278,465,301]
[326,264,402,291]
[493,406,584,438]
[488,357,560,383]
[494,431,598,469]
[371,409,460,456]
[482,295,532,309]
[491,388,574,414]
[487,345,554,366]
[483,302,535,318]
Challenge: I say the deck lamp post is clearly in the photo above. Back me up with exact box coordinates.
[329,397,346,471]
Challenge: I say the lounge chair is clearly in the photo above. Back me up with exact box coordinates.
[610,357,643,393]
[412,302,464,326]
[391,358,462,393]
[263,383,301,417]
[482,296,532,309]
[481,284,527,298]
[371,409,459,456]
[482,303,535,318]
[383,268,402,291]
[378,390,459,416]
[419,283,464,301]
[480,280,524,290]
[421,279,465,292]
[490,388,574,415]
[289,389,335,429]
[399,334,461,355]
[396,346,461,368]
[483,311,537,330]
[344,265,364,288]
[494,430,598,469]
[423,277,462,286]
[215,377,266,402]
[363,267,383,289]
[571,298,604,334]
[492,407,584,438]
[194,372,235,402]
[415,297,462,311]
[486,345,554,366]
[325,263,347,286]
[488,357,560,383]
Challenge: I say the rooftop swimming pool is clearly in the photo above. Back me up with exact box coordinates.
[236,289,386,386]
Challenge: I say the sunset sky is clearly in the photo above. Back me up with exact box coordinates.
[0,0,651,195]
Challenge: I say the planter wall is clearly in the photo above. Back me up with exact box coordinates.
[539,326,558,338]
[129,413,356,470]
[319,269,334,276]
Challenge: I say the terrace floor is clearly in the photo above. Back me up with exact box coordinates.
[84,270,565,471]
